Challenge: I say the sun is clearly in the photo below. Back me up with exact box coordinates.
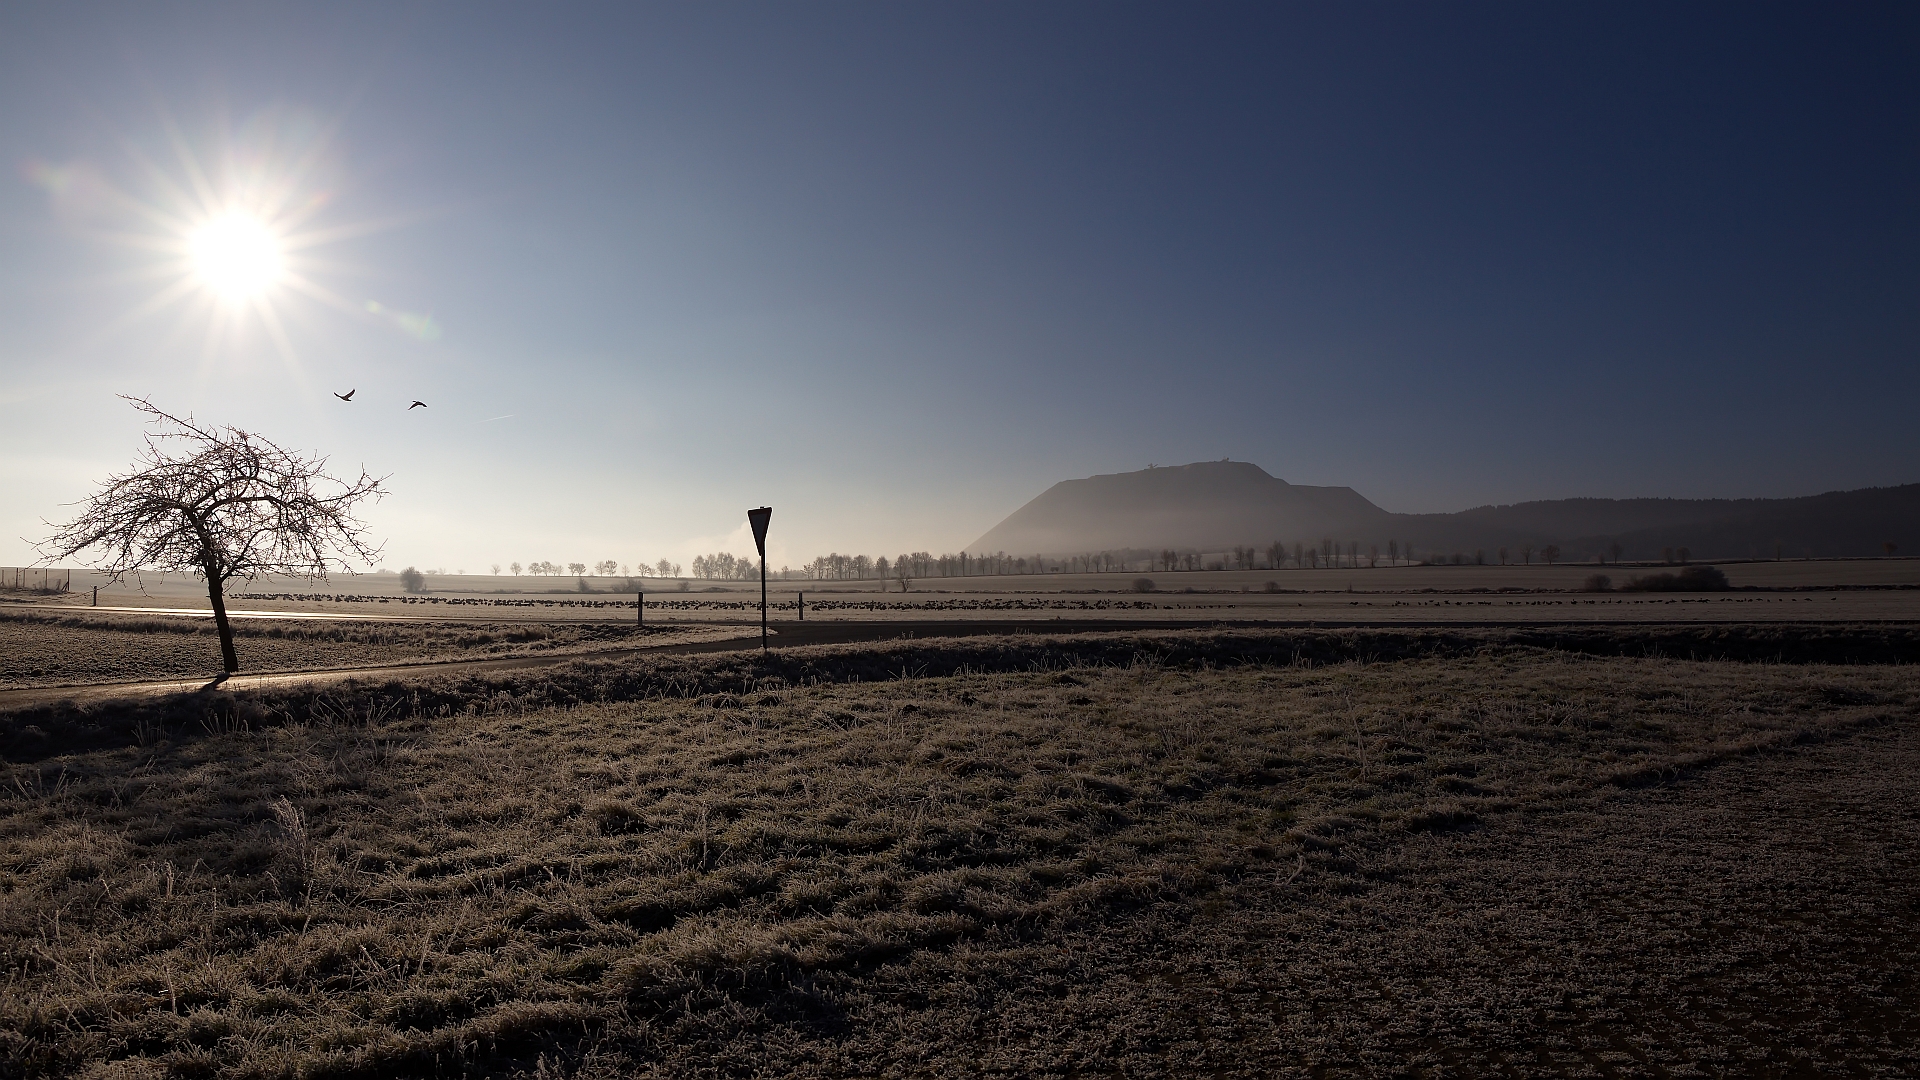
[187,212,285,304]
[28,106,403,378]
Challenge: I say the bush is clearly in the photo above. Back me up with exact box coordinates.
[1621,565,1729,592]
[1132,578,1155,593]
[1582,574,1611,592]
[399,566,425,593]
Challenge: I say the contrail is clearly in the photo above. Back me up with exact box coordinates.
[483,414,514,422]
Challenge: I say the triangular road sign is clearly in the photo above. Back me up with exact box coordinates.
[748,507,772,557]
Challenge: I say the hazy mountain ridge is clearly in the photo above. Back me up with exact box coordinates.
[967,461,1919,561]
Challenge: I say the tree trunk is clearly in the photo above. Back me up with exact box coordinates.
[205,569,240,673]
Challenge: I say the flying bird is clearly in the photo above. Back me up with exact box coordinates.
[409,400,427,410]
[334,389,355,401]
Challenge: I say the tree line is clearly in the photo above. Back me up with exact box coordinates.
[491,537,1700,590]
[507,558,683,578]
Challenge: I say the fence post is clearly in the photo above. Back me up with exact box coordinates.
[799,591,804,621]
[638,591,644,627]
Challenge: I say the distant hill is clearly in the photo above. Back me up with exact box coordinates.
[966,461,1391,557]
[965,461,1920,562]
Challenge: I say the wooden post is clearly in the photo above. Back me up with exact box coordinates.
[798,591,804,621]
[637,591,644,627]
[92,585,98,606]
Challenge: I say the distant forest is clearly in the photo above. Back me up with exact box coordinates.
[546,540,1773,590]
[484,532,1898,592]
[761,540,1751,581]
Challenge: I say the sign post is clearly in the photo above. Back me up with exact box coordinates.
[747,506,772,650]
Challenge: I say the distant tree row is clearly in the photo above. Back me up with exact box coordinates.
[1145,540,1421,571]
[503,558,684,578]
[691,552,760,580]
[476,534,1894,584]
[788,551,1084,580]
[771,544,1421,579]
[782,543,1435,578]
[787,539,1718,576]
[512,561,578,576]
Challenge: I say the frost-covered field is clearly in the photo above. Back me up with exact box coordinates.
[1,630,1915,1076]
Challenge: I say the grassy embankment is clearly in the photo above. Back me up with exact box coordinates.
[1,627,1917,1076]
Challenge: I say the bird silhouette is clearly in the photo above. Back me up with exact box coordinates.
[334,389,356,401]
[409,400,427,410]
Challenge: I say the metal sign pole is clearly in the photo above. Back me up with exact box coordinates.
[747,507,773,650]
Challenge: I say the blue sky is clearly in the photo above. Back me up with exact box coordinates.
[2,2,1915,573]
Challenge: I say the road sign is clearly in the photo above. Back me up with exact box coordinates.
[747,507,772,647]
[748,507,772,556]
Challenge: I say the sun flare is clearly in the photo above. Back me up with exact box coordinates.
[32,106,408,378]
[187,213,285,304]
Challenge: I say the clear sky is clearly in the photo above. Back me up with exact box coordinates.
[3,2,1916,574]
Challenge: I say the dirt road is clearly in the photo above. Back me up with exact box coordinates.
[8,614,1920,714]
[0,618,1221,711]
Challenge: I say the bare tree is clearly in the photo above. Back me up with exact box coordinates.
[510,561,523,575]
[1606,541,1624,565]
[1541,544,1561,565]
[490,563,501,576]
[38,396,384,673]
[894,556,913,593]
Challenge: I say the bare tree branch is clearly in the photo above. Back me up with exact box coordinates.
[37,396,387,671]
